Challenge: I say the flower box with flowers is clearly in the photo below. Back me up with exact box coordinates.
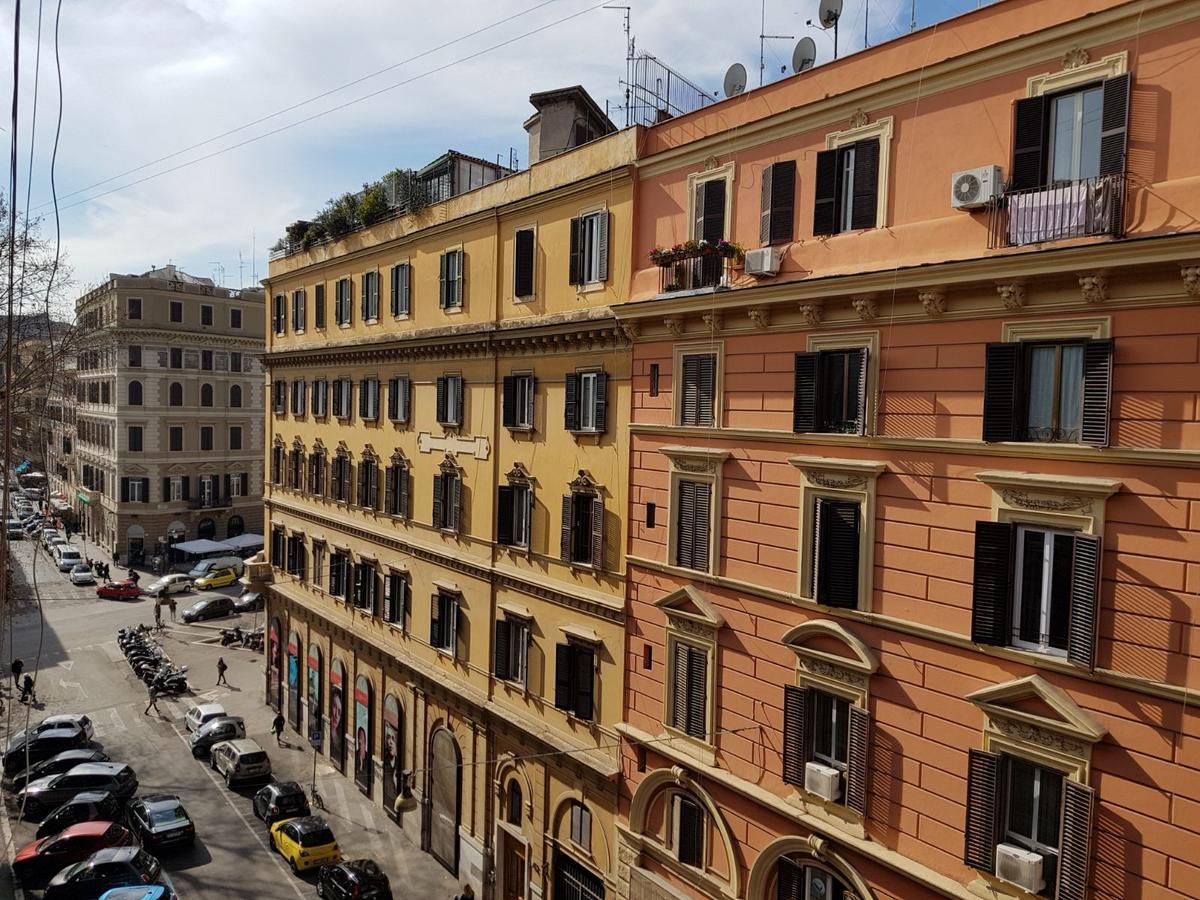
[649,239,744,267]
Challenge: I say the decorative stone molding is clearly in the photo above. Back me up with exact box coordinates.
[798,303,823,327]
[659,445,730,475]
[663,317,685,338]
[850,296,878,321]
[747,307,770,329]
[701,311,723,332]
[1181,264,1200,298]
[504,462,533,485]
[703,155,721,172]
[848,108,869,129]
[800,658,868,690]
[808,472,867,490]
[568,469,603,495]
[991,717,1085,757]
[1078,271,1108,304]
[1061,46,1090,69]
[618,320,640,341]
[996,282,1026,309]
[918,289,946,317]
[998,488,1093,513]
[417,432,490,460]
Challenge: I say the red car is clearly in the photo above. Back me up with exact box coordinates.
[12,821,135,885]
[96,580,140,601]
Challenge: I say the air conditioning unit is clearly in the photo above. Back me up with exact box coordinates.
[995,843,1045,894]
[950,165,1003,210]
[804,761,842,802]
[744,247,782,277]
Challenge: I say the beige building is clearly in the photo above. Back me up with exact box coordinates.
[71,265,265,561]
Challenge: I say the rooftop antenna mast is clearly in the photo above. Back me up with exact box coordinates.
[604,5,633,126]
[759,0,794,86]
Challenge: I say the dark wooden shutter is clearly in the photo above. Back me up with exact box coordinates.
[568,217,583,285]
[574,646,594,720]
[590,497,605,570]
[315,283,326,328]
[525,375,536,427]
[162,477,170,501]
[769,160,797,244]
[845,705,870,816]
[430,593,442,648]
[963,748,1001,870]
[368,462,379,508]
[399,467,410,519]
[596,212,610,283]
[356,463,367,508]
[1010,95,1046,191]
[694,482,712,572]
[1098,73,1131,177]
[1068,534,1101,670]
[559,495,573,561]
[817,499,860,608]
[449,475,462,532]
[223,474,231,501]
[972,521,1015,646]
[850,138,880,230]
[360,274,369,321]
[681,355,700,426]
[759,163,774,246]
[685,644,707,739]
[593,372,608,432]
[390,266,400,317]
[675,481,696,568]
[776,858,804,900]
[502,376,517,429]
[670,643,688,731]
[793,352,820,433]
[564,372,580,430]
[812,149,839,236]
[494,620,511,680]
[677,798,703,866]
[358,381,368,419]
[701,178,725,242]
[384,466,396,515]
[849,347,869,435]
[982,342,1021,442]
[120,478,129,502]
[438,253,448,308]
[514,229,535,297]
[697,355,716,427]
[454,250,464,305]
[1080,339,1113,447]
[436,377,447,424]
[782,684,808,786]
[497,486,515,546]
[182,476,190,501]
[1056,780,1096,900]
[554,644,572,710]
[432,474,444,529]
[398,376,410,423]
[454,377,464,426]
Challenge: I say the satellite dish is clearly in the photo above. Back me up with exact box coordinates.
[792,37,817,73]
[723,63,748,98]
[818,0,843,28]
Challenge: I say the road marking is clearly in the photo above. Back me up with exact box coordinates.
[57,660,75,670]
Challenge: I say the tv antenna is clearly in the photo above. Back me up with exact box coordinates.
[806,0,843,60]
[723,63,748,98]
[792,36,817,74]
[758,0,794,86]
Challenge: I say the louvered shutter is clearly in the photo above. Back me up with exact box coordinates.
[356,463,367,509]
[358,381,368,419]
[454,250,464,305]
[162,477,170,502]
[384,467,396,515]
[502,376,517,429]
[398,376,410,423]
[817,499,860,608]
[692,180,707,242]
[390,266,400,317]
[399,467,410,519]
[574,646,594,719]
[693,482,711,573]
[1010,95,1047,191]
[438,253,448,308]
[963,748,1001,870]
[514,229,535,297]
[769,160,797,244]
[1056,780,1096,900]
[430,593,442,648]
[971,521,1015,646]
[564,373,580,430]
[568,217,583,285]
[681,355,700,425]
[850,138,880,230]
[596,212,610,283]
[182,476,190,501]
[593,372,609,432]
[497,486,515,546]
[387,379,398,421]
[670,643,688,731]
[360,274,369,321]
[436,377,447,424]
[525,375,536,427]
[759,164,775,246]
[141,478,150,502]
[1080,339,1113,447]
[368,462,379,508]
[782,685,808,786]
[560,495,573,561]
[685,644,707,739]
[590,497,605,570]
[454,377,464,427]
[776,858,804,900]
[383,574,395,622]
[1068,534,1101,670]
[554,644,572,710]
[697,355,715,427]
[449,476,462,532]
[432,474,444,529]
[701,179,725,242]
[223,474,231,501]
[792,352,819,433]
[315,283,326,328]
[675,481,696,569]
[494,620,511,680]
[120,478,129,502]
[812,149,839,236]
[677,799,703,867]
[1098,73,1131,177]
[845,705,870,817]
[982,342,1021,442]
[849,347,869,435]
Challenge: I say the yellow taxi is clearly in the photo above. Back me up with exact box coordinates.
[193,567,238,590]
[269,815,341,873]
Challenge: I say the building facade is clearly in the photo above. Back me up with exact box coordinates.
[71,266,265,560]
[260,97,635,899]
[616,2,1200,900]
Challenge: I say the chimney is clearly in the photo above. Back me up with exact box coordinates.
[523,86,616,165]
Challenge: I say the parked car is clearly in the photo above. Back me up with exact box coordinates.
[36,791,124,839]
[3,727,89,775]
[189,716,246,758]
[18,762,138,818]
[270,815,341,873]
[55,547,84,572]
[252,781,310,826]
[7,714,94,748]
[181,595,235,623]
[68,564,95,586]
[124,795,195,850]
[210,738,271,786]
[184,703,227,733]
[233,590,264,613]
[43,846,176,900]
[317,859,393,900]
[12,822,136,885]
[8,748,110,793]
[97,581,141,601]
[192,567,237,590]
[99,888,170,900]
[7,519,25,539]
[144,574,192,598]
[187,556,245,579]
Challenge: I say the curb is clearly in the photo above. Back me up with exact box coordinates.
[0,797,25,900]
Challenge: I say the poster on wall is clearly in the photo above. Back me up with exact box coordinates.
[267,620,282,711]
[329,660,345,772]
[307,644,322,743]
[382,694,401,819]
[354,675,373,795]
[286,632,301,731]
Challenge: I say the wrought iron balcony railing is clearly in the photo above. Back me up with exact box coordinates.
[989,174,1125,249]
[656,248,736,294]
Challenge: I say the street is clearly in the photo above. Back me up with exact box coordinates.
[1,535,460,900]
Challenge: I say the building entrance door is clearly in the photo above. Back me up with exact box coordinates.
[501,831,526,900]
[426,728,460,874]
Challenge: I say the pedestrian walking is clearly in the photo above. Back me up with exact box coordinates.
[19,673,35,704]
[168,597,177,621]
[272,712,285,746]
[129,569,140,586]
[10,657,23,688]
[144,684,160,715]
[454,885,476,900]
[216,656,229,686]
[154,601,162,629]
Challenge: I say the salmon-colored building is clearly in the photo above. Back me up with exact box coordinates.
[615,2,1200,899]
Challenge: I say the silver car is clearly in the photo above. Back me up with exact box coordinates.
[189,716,246,758]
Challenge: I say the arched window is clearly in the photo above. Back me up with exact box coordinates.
[226,515,244,538]
[169,382,183,407]
[774,858,851,900]
[200,383,214,407]
[127,380,143,406]
[506,780,523,826]
[197,518,216,540]
[229,384,243,408]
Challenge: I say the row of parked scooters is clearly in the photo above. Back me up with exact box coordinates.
[217,624,264,650]
[117,625,189,695]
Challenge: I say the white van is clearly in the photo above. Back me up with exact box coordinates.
[187,556,244,579]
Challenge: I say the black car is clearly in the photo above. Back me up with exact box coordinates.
[18,762,139,818]
[8,748,110,793]
[3,727,89,776]
[36,790,124,839]
[233,590,263,612]
[181,595,235,623]
[317,859,393,900]
[125,794,196,850]
[43,846,175,899]
[253,781,310,826]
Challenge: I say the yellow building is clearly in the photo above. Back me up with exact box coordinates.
[260,93,636,900]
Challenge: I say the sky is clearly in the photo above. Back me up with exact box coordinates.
[3,0,986,301]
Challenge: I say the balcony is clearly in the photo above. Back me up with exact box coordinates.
[653,242,741,295]
[188,496,233,510]
[989,175,1125,249]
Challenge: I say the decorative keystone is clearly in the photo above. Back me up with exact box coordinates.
[851,295,878,321]
[1078,272,1108,304]
[701,311,723,332]
[1062,46,1090,69]
[798,303,823,327]
[996,282,1026,310]
[1181,264,1200,298]
[848,108,869,129]
[918,289,946,317]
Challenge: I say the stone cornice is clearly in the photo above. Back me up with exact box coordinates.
[81,326,264,350]
[974,469,1122,500]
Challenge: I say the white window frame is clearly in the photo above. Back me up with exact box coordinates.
[229,473,243,498]
[578,371,599,432]
[579,212,603,285]
[569,801,592,851]
[512,373,534,429]
[128,479,145,502]
[169,477,183,502]
[312,379,328,418]
[1010,524,1076,658]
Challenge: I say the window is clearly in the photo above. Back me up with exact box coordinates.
[169,382,183,407]
[673,480,712,572]
[330,453,351,503]
[439,250,464,309]
[334,278,353,326]
[128,426,143,452]
[505,781,522,826]
[229,384,242,408]
[127,297,142,319]
[272,294,286,334]
[560,490,603,569]
[361,271,380,321]
[229,472,246,497]
[329,552,349,598]
[983,339,1112,446]
[432,469,462,532]
[229,426,243,451]
[121,477,148,503]
[170,348,183,369]
[331,378,352,419]
[128,381,143,406]
[291,290,306,331]
[668,641,708,739]
[198,475,217,506]
[101,382,111,405]
[514,228,535,298]
[311,379,328,417]
[168,476,184,502]
[272,380,286,414]
[200,426,214,452]
[291,379,307,417]
[201,350,213,371]
[435,375,464,427]
[314,284,326,329]
[386,376,410,424]
[493,617,529,684]
[309,451,326,496]
[793,348,868,435]
[312,542,325,587]
[201,383,214,407]
[759,160,797,245]
[502,373,535,430]
[201,304,213,327]
[358,378,380,422]
[383,571,409,625]
[169,426,184,452]
[128,345,142,367]
[553,642,594,720]
[776,860,851,900]
[352,563,378,612]
[568,211,609,286]
[271,444,284,484]
[230,308,242,329]
[782,682,870,815]
[678,352,717,427]
[390,264,411,317]
[497,484,532,549]
[564,370,607,433]
[813,138,880,236]
[569,801,592,851]
[430,591,459,655]
[230,351,243,372]
[810,497,861,608]
[672,795,704,868]
[286,534,307,581]
[170,300,184,323]
[356,456,379,510]
[384,460,409,518]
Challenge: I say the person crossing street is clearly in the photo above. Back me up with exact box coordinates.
[216,656,229,686]
[144,684,160,715]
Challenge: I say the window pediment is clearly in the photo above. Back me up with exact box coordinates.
[659,445,730,476]
[975,470,1121,509]
[656,585,724,633]
[568,468,603,495]
[505,462,534,486]
[782,620,877,678]
[968,674,1107,749]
